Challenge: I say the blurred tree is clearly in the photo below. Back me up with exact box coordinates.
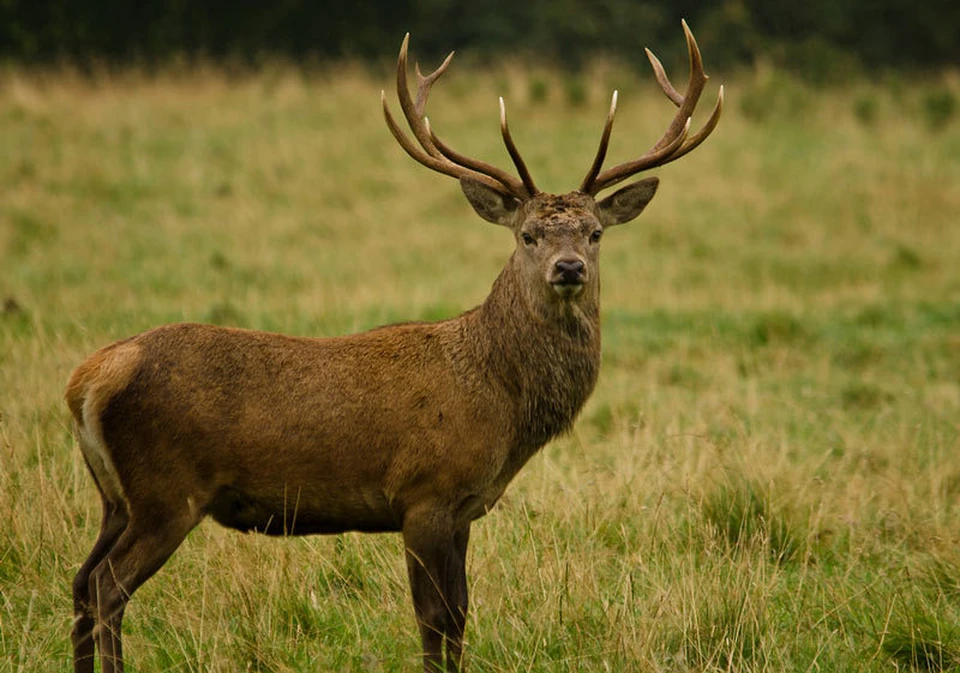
[0,0,956,73]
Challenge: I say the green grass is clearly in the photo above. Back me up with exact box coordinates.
[1,62,959,671]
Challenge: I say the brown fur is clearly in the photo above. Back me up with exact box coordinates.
[66,182,663,672]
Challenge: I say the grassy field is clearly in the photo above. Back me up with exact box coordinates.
[1,57,959,672]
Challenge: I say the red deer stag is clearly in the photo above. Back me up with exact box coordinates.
[67,21,721,673]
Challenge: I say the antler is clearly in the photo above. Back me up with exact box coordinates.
[580,20,724,196]
[382,34,538,200]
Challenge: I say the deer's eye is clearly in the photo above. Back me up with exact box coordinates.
[521,232,536,246]
[590,229,603,244]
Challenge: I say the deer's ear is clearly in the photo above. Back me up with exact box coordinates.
[460,177,521,227]
[596,177,659,227]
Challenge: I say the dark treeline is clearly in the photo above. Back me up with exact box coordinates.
[1,0,957,78]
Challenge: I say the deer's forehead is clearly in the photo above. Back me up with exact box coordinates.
[523,193,599,233]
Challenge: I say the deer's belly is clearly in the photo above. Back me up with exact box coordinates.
[207,485,400,535]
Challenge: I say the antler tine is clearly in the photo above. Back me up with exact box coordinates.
[382,33,532,199]
[645,19,706,108]
[414,51,455,118]
[582,20,722,196]
[647,19,706,153]
[644,48,683,107]
[499,97,539,196]
[425,117,532,194]
[658,84,724,164]
[579,90,618,193]
[395,34,442,160]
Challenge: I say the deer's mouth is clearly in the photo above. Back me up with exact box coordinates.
[551,280,585,297]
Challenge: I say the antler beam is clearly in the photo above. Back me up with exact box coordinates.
[580,20,724,196]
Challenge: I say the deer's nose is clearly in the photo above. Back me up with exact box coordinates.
[554,259,585,284]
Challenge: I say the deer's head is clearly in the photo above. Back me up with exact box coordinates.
[382,22,723,310]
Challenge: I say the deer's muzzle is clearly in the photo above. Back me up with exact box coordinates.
[550,258,586,296]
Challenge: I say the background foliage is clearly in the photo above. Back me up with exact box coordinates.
[1,0,959,77]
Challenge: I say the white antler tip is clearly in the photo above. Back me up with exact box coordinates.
[499,97,506,123]
[608,90,619,116]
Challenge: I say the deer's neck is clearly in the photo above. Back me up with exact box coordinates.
[468,257,601,449]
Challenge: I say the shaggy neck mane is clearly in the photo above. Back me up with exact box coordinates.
[468,255,601,449]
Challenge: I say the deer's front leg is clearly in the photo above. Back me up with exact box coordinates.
[402,507,470,672]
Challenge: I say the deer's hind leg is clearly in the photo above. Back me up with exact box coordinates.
[86,496,201,673]
[73,492,129,673]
